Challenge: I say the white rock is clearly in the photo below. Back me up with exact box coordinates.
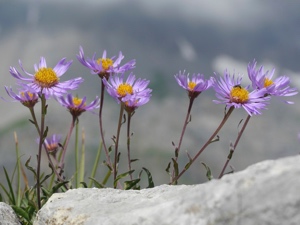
[0,203,20,225]
[34,155,300,225]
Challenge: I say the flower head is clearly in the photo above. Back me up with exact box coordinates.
[174,70,213,98]
[4,86,39,108]
[9,57,83,97]
[77,46,136,79]
[212,70,270,116]
[123,94,151,113]
[247,60,298,104]
[103,72,152,104]
[56,94,100,117]
[38,134,62,154]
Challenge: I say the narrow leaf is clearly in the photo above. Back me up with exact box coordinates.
[114,170,134,187]
[165,162,171,175]
[12,206,30,221]
[142,167,154,188]
[88,177,105,188]
[25,157,37,178]
[3,167,16,205]
[130,159,139,163]
[124,179,140,190]
[201,162,213,180]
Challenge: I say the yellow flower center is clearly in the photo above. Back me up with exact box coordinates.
[264,78,274,87]
[97,58,114,71]
[188,81,196,91]
[72,97,86,107]
[46,143,58,152]
[117,84,133,97]
[230,85,249,103]
[34,68,59,88]
[21,91,34,99]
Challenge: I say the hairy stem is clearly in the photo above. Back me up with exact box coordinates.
[36,94,46,209]
[126,111,134,181]
[171,96,195,182]
[113,103,125,188]
[59,115,77,174]
[170,106,234,185]
[218,114,251,178]
[99,81,113,171]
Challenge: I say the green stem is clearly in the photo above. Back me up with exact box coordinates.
[102,170,111,186]
[88,141,103,188]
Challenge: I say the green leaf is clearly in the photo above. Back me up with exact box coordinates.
[3,167,16,205]
[174,148,179,158]
[141,167,154,188]
[25,157,37,178]
[80,182,88,188]
[165,162,171,175]
[42,126,49,139]
[103,160,113,171]
[0,183,10,203]
[113,170,134,187]
[171,158,179,184]
[52,181,69,193]
[12,205,30,222]
[124,179,140,190]
[41,187,51,198]
[210,135,220,144]
[39,167,54,186]
[88,177,105,188]
[184,161,192,170]
[201,162,213,180]
[130,159,139,163]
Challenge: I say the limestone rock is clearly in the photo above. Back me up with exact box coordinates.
[34,155,300,225]
[0,202,21,225]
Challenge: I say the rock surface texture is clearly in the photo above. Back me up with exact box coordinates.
[34,155,300,225]
[0,202,20,225]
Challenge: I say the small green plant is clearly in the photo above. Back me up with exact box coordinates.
[1,49,297,224]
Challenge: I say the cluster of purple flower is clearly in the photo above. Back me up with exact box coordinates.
[5,47,153,149]
[3,47,298,186]
[175,60,297,116]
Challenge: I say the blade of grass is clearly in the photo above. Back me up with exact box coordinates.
[3,167,16,205]
[14,132,22,207]
[88,141,102,188]
[75,121,79,188]
[79,128,85,188]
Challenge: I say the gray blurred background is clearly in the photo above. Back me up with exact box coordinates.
[0,0,299,186]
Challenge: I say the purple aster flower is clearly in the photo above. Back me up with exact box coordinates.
[103,72,152,103]
[212,70,270,116]
[9,57,83,97]
[247,60,298,104]
[4,85,39,108]
[174,70,213,98]
[77,46,136,79]
[123,94,151,113]
[37,134,62,154]
[56,93,100,117]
